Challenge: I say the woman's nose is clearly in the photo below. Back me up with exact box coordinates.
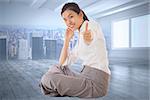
[67,20,72,26]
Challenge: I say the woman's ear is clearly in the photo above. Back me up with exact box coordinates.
[79,10,83,18]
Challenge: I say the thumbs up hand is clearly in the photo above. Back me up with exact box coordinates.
[83,22,93,45]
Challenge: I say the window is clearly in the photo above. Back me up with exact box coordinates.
[112,19,129,48]
[111,14,150,49]
[131,15,150,47]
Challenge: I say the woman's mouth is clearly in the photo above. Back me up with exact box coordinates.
[69,24,74,28]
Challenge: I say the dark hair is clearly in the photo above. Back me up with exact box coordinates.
[61,2,89,21]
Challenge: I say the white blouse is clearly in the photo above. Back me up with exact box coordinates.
[63,20,111,75]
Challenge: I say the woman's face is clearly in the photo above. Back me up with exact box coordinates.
[62,10,83,31]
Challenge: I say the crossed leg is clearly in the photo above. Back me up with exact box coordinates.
[40,65,94,97]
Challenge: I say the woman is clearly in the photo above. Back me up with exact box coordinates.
[40,2,111,98]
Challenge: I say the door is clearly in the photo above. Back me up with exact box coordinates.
[0,39,6,60]
[32,37,43,59]
[45,40,56,59]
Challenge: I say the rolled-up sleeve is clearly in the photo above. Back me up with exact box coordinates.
[62,45,78,66]
[95,22,105,40]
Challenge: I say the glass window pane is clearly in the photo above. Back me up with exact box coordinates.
[112,19,129,48]
[131,14,150,47]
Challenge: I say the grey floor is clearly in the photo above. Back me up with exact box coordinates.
[0,60,149,100]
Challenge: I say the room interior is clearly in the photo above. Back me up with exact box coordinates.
[0,0,149,100]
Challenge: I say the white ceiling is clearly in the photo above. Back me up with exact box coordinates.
[0,0,149,19]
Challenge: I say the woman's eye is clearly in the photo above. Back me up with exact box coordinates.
[69,16,73,18]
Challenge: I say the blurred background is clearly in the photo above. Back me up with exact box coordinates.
[0,0,149,100]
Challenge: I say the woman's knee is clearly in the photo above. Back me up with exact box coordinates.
[47,64,64,74]
[41,72,56,86]
[41,74,47,86]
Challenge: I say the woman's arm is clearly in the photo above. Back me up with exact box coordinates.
[59,27,74,66]
[59,39,69,66]
[83,22,93,45]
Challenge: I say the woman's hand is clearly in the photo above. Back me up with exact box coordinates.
[65,27,74,42]
[59,27,74,66]
[63,27,74,57]
[83,22,93,45]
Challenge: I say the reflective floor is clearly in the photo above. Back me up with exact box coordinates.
[0,60,149,100]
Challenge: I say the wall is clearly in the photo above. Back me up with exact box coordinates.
[0,3,65,29]
[0,2,68,60]
[98,3,149,64]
